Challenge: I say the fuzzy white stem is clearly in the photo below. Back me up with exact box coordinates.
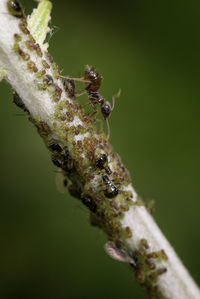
[121,187,200,298]
[0,4,54,119]
[0,1,199,298]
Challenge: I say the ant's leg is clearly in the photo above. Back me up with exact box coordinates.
[106,119,111,140]
[82,102,97,118]
[60,75,91,84]
[111,89,121,111]
[82,101,97,109]
[96,118,104,131]
[90,111,98,118]
[75,91,87,97]
[89,102,98,115]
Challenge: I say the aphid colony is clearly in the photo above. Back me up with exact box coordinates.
[9,0,120,213]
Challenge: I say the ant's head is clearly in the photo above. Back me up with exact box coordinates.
[84,65,102,92]
[95,153,108,169]
[104,184,119,199]
[101,101,111,120]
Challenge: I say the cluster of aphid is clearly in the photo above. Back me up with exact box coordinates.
[7,1,132,227]
[8,0,120,207]
[105,238,168,297]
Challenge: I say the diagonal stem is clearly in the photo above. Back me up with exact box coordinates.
[0,1,199,298]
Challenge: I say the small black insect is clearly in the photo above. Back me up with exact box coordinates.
[105,167,112,175]
[87,91,113,120]
[49,141,62,153]
[102,175,119,199]
[96,153,108,169]
[82,195,97,213]
[63,78,75,98]
[7,0,24,18]
[95,153,112,175]
[13,92,29,113]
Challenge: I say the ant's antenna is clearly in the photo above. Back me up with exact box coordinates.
[106,118,110,140]
[106,89,121,139]
[60,75,91,84]
[111,89,121,111]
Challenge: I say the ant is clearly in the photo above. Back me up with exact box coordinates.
[102,175,119,199]
[60,65,120,139]
[95,153,112,175]
[81,195,97,213]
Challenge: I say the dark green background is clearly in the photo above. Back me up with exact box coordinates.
[0,0,200,298]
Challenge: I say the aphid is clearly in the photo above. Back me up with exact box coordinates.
[7,0,24,18]
[13,92,29,113]
[63,78,75,98]
[104,241,138,269]
[44,74,54,86]
[102,175,118,199]
[81,195,97,213]
[95,153,112,175]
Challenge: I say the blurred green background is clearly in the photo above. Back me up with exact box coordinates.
[0,0,200,298]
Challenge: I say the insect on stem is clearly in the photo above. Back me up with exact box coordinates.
[59,75,91,84]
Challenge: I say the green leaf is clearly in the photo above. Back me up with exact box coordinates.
[27,0,52,50]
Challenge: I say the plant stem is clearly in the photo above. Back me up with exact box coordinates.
[0,1,199,298]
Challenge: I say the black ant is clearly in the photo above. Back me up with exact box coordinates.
[81,195,97,213]
[60,65,120,139]
[48,140,63,153]
[7,0,24,18]
[95,153,112,175]
[102,175,119,199]
[84,65,120,139]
